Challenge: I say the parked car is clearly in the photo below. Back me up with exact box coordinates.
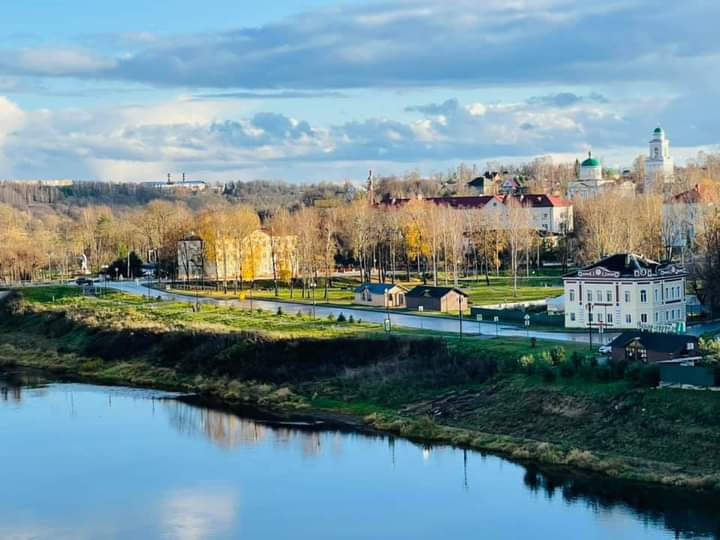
[75,277,93,286]
[598,344,611,354]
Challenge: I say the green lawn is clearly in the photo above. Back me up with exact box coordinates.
[170,276,562,311]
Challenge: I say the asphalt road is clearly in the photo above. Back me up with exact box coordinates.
[109,280,618,346]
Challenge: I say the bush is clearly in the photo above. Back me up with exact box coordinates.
[327,313,336,321]
[550,346,566,366]
[337,313,347,322]
[538,363,557,382]
[276,306,283,316]
[348,315,355,323]
[559,362,575,378]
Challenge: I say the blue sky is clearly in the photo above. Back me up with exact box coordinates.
[0,0,718,182]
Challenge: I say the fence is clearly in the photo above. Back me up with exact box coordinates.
[659,364,716,387]
[470,306,565,327]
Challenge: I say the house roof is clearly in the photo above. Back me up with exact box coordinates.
[385,194,571,210]
[566,253,685,279]
[666,185,717,205]
[609,331,698,354]
[406,286,468,298]
[353,283,406,294]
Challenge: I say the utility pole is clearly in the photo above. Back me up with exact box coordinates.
[588,303,593,351]
[458,295,463,340]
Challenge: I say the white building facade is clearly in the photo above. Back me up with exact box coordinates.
[644,126,674,189]
[662,185,715,257]
[563,254,687,331]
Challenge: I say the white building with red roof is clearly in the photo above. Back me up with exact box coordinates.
[662,184,718,255]
[385,194,573,234]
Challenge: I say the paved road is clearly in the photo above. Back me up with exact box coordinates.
[109,280,617,346]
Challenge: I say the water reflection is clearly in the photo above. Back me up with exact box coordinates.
[0,371,48,402]
[523,466,720,538]
[161,397,720,539]
[2,373,720,540]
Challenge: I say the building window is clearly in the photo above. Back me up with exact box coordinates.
[655,312,659,323]
[641,313,648,323]
[624,291,630,303]
[597,313,603,323]
[587,291,592,302]
[569,290,575,302]
[588,313,593,322]
[640,290,647,303]
[625,314,632,324]
[596,290,602,302]
[665,311,669,321]
[654,289,659,303]
[676,286,681,298]
[570,313,576,321]
[606,291,612,302]
[607,313,613,323]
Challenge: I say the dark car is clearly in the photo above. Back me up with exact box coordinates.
[76,277,93,286]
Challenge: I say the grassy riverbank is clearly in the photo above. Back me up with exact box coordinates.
[2,286,720,491]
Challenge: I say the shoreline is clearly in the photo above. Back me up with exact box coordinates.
[2,352,718,494]
[2,289,720,493]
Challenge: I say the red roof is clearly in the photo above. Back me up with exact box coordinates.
[384,194,571,209]
[666,185,717,205]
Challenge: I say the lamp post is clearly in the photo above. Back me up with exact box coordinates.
[384,291,391,333]
[587,303,594,351]
[476,313,482,336]
[524,313,530,338]
[458,295,463,340]
[494,315,499,337]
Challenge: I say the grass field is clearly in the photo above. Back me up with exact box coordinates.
[170,273,563,312]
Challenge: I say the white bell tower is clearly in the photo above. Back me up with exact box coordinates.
[644,126,674,189]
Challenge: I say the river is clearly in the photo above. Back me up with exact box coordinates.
[1,373,718,539]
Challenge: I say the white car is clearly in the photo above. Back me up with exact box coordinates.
[598,345,611,354]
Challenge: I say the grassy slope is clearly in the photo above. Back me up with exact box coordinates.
[4,286,720,490]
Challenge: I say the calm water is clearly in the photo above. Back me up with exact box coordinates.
[1,374,718,540]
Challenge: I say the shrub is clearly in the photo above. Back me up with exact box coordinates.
[538,363,557,382]
[550,346,566,366]
[337,313,347,322]
[276,306,283,316]
[348,315,355,323]
[327,313,336,321]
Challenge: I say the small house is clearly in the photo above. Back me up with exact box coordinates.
[405,286,469,313]
[609,331,700,363]
[353,283,407,308]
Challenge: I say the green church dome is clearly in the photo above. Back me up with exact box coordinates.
[581,157,599,167]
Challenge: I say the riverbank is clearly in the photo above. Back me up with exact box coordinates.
[2,287,720,492]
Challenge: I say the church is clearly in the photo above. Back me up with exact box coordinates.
[566,152,617,198]
[644,126,674,190]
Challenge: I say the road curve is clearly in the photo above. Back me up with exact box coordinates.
[108,280,615,346]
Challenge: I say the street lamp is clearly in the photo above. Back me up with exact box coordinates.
[476,313,482,336]
[494,315,499,337]
[384,291,391,333]
[587,303,594,351]
[524,313,530,338]
[458,295,463,340]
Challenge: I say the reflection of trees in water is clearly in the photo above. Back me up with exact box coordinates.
[0,383,22,403]
[163,401,268,449]
[163,400,333,457]
[522,465,720,538]
[0,374,49,404]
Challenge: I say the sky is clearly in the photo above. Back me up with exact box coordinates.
[0,0,718,183]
